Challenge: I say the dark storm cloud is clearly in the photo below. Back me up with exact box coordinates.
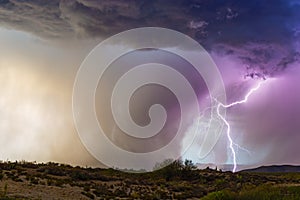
[0,0,299,74]
[0,0,73,38]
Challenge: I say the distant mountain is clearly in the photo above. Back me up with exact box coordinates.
[196,163,252,172]
[242,165,300,173]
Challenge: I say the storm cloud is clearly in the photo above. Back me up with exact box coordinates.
[1,0,300,170]
[0,0,300,76]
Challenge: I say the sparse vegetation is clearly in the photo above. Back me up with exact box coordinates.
[0,160,299,199]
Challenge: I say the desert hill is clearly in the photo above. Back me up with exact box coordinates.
[0,160,300,199]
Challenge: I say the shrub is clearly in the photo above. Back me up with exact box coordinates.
[239,185,300,200]
[201,190,237,200]
[81,191,95,199]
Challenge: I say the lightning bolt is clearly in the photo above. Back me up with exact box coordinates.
[216,81,266,172]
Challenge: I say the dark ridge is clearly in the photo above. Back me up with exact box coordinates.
[241,165,300,173]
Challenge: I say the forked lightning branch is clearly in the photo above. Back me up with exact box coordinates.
[216,80,267,172]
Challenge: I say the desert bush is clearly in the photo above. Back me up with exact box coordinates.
[54,179,66,187]
[93,184,113,197]
[69,169,94,181]
[153,159,198,181]
[81,191,95,199]
[0,184,13,200]
[29,177,39,185]
[113,188,127,197]
[201,189,237,200]
[130,191,140,199]
[91,173,111,181]
[37,166,67,176]
[83,185,90,192]
[19,160,38,169]
[239,185,300,200]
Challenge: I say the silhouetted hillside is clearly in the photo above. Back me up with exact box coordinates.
[242,165,300,173]
[0,161,300,199]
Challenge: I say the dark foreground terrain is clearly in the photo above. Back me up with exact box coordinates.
[0,160,300,199]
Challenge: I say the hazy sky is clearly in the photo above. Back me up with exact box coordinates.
[0,0,300,171]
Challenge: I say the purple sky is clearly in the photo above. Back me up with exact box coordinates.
[0,0,299,170]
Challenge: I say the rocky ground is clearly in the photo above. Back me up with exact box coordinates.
[0,161,300,199]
